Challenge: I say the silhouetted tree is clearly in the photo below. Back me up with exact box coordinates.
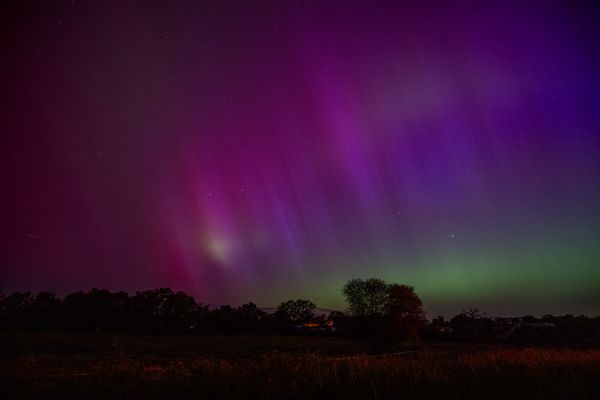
[342,278,426,351]
[276,299,316,324]
[63,291,90,329]
[63,289,129,331]
[158,290,198,332]
[234,302,267,333]
[385,284,426,341]
[3,292,35,328]
[463,306,486,320]
[129,288,197,334]
[450,308,494,340]
[208,305,237,333]
[30,291,62,329]
[541,314,560,324]
[342,278,389,316]
[552,315,597,343]
[421,315,451,340]
[431,316,445,327]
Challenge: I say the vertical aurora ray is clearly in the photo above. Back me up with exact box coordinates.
[1,1,599,316]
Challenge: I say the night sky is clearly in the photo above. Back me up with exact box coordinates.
[2,1,600,317]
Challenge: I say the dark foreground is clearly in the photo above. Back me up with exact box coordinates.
[1,332,599,399]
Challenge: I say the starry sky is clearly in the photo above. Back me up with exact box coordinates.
[1,0,599,317]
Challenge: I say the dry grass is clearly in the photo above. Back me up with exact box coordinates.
[1,332,599,399]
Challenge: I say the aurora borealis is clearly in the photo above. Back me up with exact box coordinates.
[1,1,599,317]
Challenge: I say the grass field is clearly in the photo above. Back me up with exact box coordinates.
[2,332,600,399]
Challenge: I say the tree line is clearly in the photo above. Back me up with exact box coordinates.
[423,307,600,345]
[1,278,598,348]
[0,288,318,335]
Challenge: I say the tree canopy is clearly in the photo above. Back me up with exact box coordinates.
[341,278,427,347]
[275,299,316,323]
[342,278,390,316]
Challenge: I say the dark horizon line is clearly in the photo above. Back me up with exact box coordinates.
[2,286,598,320]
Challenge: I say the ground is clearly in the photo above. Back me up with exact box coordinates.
[1,331,599,399]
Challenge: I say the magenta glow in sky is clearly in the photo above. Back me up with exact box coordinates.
[1,1,599,316]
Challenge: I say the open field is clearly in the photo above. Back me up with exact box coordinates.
[1,332,600,399]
